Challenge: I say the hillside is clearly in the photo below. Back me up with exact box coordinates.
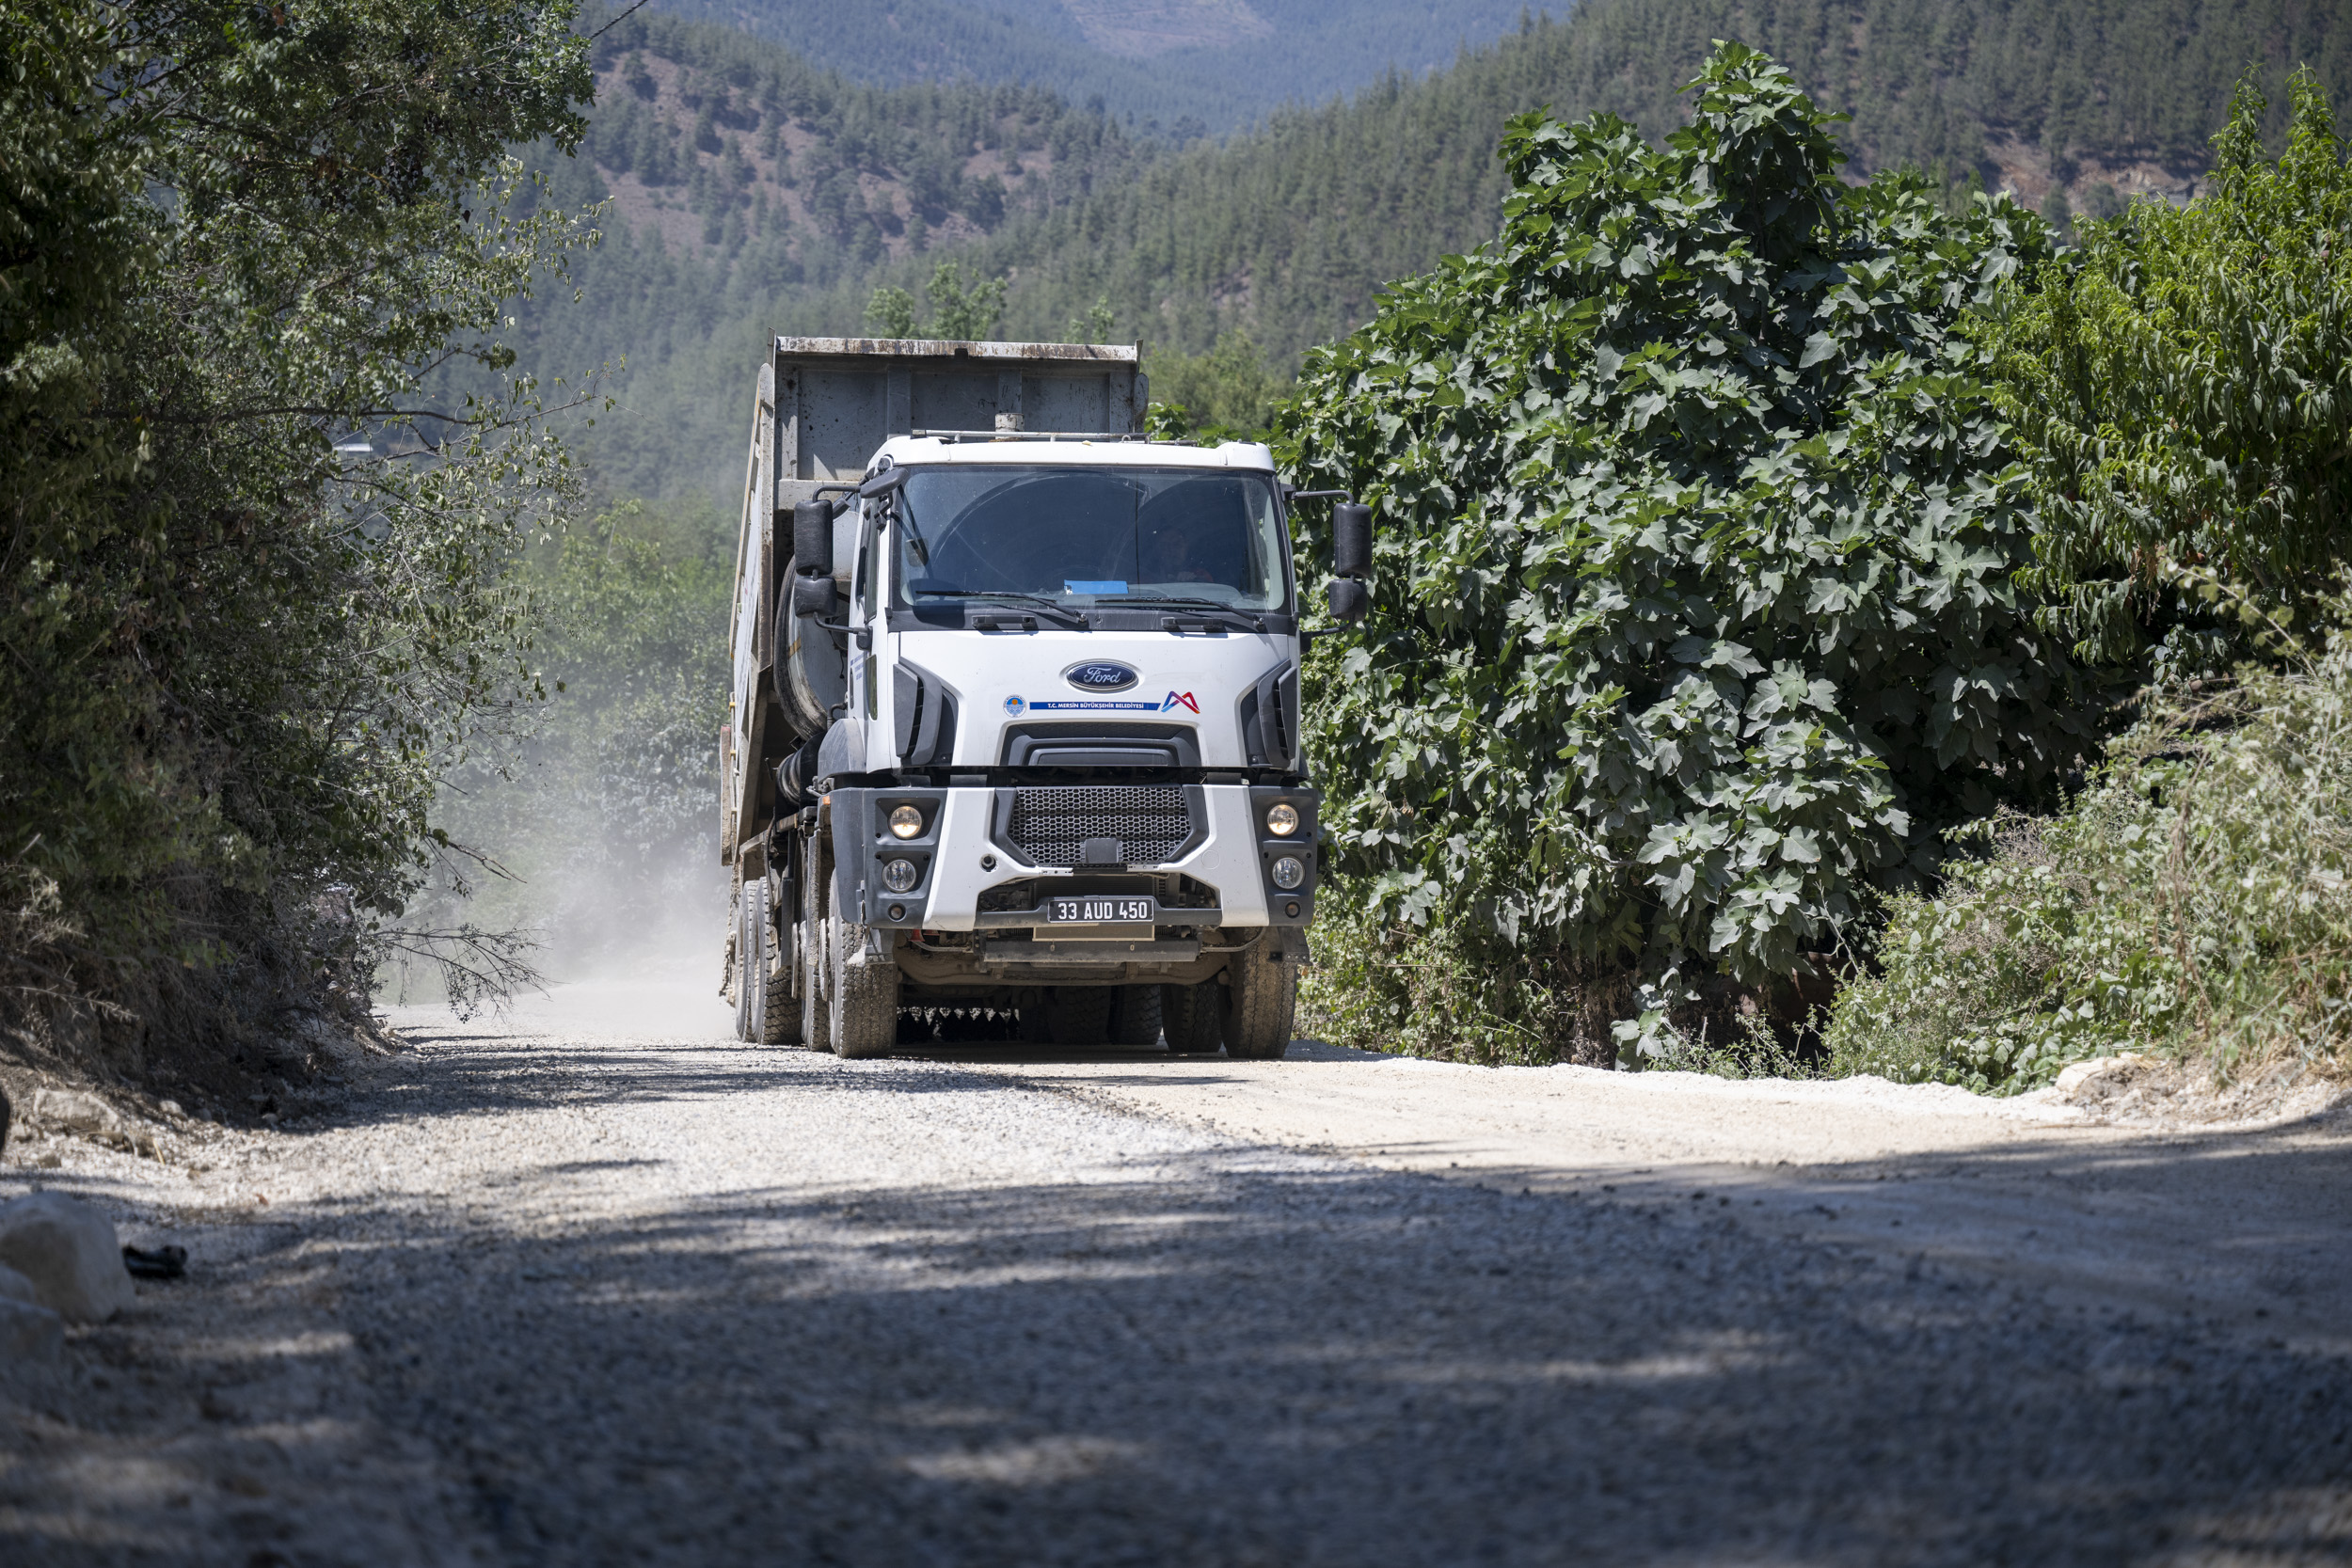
[641,0,1536,132]
[530,0,2352,502]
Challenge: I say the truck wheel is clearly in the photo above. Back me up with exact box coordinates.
[759,866,803,1046]
[829,913,902,1059]
[800,834,833,1054]
[1217,942,1296,1059]
[1043,987,1114,1047]
[1107,985,1162,1047]
[1160,981,1222,1054]
[732,877,761,1043]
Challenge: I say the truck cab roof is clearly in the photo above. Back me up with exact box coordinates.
[871,435,1275,472]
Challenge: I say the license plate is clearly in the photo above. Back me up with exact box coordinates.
[1047,896,1152,924]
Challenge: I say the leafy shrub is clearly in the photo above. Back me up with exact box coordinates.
[1979,69,2352,672]
[0,1,593,1072]
[1297,890,1629,1066]
[1825,633,2352,1090]
[1280,43,2087,1058]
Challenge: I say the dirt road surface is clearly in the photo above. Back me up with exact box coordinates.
[3,979,2348,1565]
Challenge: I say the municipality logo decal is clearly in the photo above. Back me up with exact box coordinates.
[1011,688,1200,715]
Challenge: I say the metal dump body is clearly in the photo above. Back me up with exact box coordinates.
[727,340,1149,865]
[768,338,1146,507]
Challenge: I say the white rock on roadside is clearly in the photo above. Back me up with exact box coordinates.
[2055,1053,2149,1098]
[0,1192,135,1323]
[0,1296,63,1360]
[31,1088,122,1138]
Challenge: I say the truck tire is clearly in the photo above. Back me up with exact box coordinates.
[1217,942,1296,1059]
[828,913,902,1059]
[1107,985,1162,1047]
[724,883,753,1043]
[1160,981,1222,1054]
[800,833,833,1054]
[759,865,802,1046]
[1042,987,1114,1047]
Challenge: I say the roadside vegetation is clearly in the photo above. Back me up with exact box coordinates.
[1289,44,2086,1065]
[1826,70,2352,1090]
[1300,59,2352,1089]
[0,0,595,1092]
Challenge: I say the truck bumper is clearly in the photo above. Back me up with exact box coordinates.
[824,783,1319,936]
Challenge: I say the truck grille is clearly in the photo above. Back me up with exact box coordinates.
[1005,785,1192,866]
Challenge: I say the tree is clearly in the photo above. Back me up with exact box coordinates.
[865,285,920,337]
[927,261,1009,339]
[1283,43,2086,1059]
[0,0,595,1065]
[1979,70,2352,673]
[1145,331,1284,439]
[862,261,1009,340]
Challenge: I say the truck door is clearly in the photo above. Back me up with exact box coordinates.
[854,500,882,721]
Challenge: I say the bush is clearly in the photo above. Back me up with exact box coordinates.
[1979,69,2352,673]
[0,1,593,1077]
[1825,629,2352,1090]
[1280,43,2087,1059]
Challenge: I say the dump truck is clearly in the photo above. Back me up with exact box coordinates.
[719,337,1371,1058]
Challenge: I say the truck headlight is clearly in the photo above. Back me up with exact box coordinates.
[887,804,925,839]
[1264,801,1299,836]
[1270,854,1305,890]
[881,858,919,893]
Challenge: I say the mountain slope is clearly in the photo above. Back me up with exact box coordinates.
[641,0,1537,132]
[530,0,2351,503]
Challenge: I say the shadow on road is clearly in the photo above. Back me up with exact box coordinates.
[29,1034,2346,1566]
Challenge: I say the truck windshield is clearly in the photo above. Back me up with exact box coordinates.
[894,466,1289,612]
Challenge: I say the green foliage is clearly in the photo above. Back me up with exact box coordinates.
[1298,884,1628,1066]
[1143,332,1288,441]
[0,0,593,1046]
[1825,633,2352,1089]
[1064,295,1118,344]
[925,261,1009,340]
[866,286,919,339]
[1979,70,2352,672]
[861,262,1009,341]
[1279,44,2089,1059]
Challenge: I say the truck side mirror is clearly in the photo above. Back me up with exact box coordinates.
[791,573,838,619]
[1332,502,1373,579]
[1327,578,1369,621]
[792,499,835,576]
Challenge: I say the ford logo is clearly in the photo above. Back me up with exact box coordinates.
[1064,661,1139,692]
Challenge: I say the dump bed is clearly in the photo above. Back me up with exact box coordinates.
[725,339,1147,866]
[766,338,1146,509]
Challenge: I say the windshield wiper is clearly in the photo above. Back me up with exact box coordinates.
[1097,594,1269,629]
[911,589,1090,628]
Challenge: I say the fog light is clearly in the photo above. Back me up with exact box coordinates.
[1264,800,1299,836]
[1285,900,1301,918]
[882,858,919,893]
[888,804,924,839]
[1270,854,1305,890]
[888,904,907,921]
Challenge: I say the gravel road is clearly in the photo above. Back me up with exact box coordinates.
[3,987,2348,1566]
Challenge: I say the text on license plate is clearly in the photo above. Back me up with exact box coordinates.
[1048,897,1152,924]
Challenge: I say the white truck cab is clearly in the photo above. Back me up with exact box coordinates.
[721,339,1370,1059]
